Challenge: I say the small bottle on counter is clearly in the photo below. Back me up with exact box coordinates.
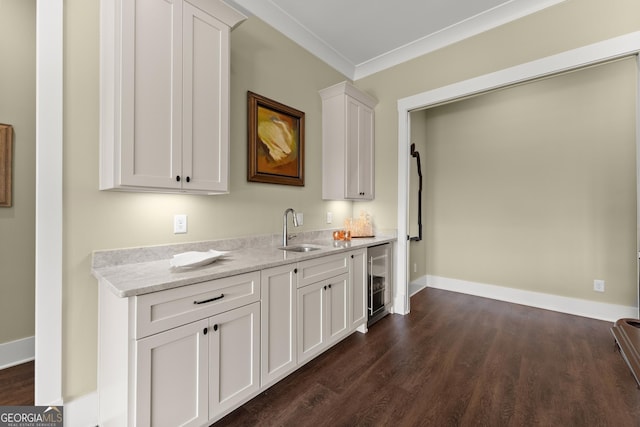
[333,230,350,240]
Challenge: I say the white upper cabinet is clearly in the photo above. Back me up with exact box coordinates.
[100,0,245,194]
[320,81,377,200]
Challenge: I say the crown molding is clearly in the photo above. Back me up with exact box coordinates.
[355,0,566,79]
[227,0,566,80]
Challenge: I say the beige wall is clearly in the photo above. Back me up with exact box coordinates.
[420,59,636,304]
[0,0,36,345]
[59,0,640,400]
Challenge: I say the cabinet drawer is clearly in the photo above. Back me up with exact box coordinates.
[297,252,349,288]
[134,271,260,339]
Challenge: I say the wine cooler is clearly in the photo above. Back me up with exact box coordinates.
[367,243,391,326]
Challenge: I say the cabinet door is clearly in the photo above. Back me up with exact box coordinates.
[135,318,208,427]
[297,273,350,364]
[120,0,182,190]
[356,103,374,199]
[297,281,326,364]
[261,264,297,387]
[349,249,367,330]
[326,274,349,344]
[345,98,374,199]
[209,302,260,420]
[182,2,230,192]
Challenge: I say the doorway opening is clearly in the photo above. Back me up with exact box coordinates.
[395,33,640,316]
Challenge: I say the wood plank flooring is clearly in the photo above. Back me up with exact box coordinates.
[1,289,638,426]
[0,360,34,406]
[216,288,640,426]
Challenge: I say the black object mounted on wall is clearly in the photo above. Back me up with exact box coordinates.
[409,143,422,242]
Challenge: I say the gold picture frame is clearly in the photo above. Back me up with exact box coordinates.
[247,91,304,186]
[0,124,13,207]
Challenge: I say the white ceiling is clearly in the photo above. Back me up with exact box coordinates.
[225,0,564,80]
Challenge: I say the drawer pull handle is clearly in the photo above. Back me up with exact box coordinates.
[194,294,224,305]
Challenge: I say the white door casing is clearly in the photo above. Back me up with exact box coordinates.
[396,32,640,316]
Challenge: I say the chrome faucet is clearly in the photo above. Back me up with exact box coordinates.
[282,208,299,246]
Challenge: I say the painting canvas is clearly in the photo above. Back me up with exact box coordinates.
[248,92,304,186]
[0,124,12,207]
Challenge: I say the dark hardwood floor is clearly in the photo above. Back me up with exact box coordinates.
[0,360,34,406]
[216,288,640,427]
[2,289,638,426]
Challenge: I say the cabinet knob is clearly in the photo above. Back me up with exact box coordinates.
[213,324,218,332]
[294,268,298,274]
[186,176,191,183]
[328,284,332,289]
[351,255,354,259]
[176,175,181,182]
[203,327,208,335]
[323,285,327,290]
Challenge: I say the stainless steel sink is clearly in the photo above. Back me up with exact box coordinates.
[278,244,322,252]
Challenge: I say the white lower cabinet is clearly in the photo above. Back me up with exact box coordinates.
[297,280,325,362]
[134,302,260,426]
[297,273,349,364]
[349,249,367,330]
[135,319,209,427]
[260,263,297,388]
[326,274,350,343]
[98,247,375,426]
[209,302,260,419]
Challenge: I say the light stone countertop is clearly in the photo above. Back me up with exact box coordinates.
[91,231,396,298]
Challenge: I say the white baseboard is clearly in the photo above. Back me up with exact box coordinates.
[0,336,35,370]
[409,275,429,297]
[426,275,638,322]
[410,275,428,287]
[64,391,98,427]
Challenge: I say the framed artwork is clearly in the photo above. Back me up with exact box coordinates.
[247,91,304,186]
[0,124,12,207]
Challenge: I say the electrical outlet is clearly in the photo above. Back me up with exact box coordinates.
[174,214,187,234]
[594,279,605,292]
[413,263,417,273]
[296,212,303,226]
[326,212,333,224]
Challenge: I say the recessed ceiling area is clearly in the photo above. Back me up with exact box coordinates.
[225,0,565,80]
